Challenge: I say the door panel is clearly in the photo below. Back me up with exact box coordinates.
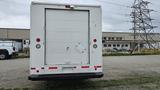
[45,9,89,65]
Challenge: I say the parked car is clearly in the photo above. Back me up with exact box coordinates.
[113,48,119,51]
[119,48,129,52]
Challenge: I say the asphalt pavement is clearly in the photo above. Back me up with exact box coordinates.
[0,55,160,89]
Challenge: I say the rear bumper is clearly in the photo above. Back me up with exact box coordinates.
[28,72,103,81]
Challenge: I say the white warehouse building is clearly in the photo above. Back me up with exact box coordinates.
[102,32,160,51]
[0,28,159,51]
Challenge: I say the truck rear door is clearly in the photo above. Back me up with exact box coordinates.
[45,9,90,65]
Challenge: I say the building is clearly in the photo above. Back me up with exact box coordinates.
[102,32,160,51]
[0,28,29,40]
[0,28,30,50]
[0,28,160,51]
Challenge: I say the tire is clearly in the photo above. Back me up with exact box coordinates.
[0,50,9,60]
[0,53,6,60]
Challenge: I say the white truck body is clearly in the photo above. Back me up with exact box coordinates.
[29,1,103,80]
[0,40,21,59]
[23,40,30,49]
[0,41,22,53]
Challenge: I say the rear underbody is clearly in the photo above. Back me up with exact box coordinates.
[29,72,103,80]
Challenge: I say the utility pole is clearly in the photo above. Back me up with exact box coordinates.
[131,0,157,53]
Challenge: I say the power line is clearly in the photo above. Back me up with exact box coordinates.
[103,18,132,22]
[95,0,131,8]
[96,0,133,21]
[153,10,160,14]
[96,0,135,24]
[103,29,131,31]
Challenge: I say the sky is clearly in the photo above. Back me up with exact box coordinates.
[0,0,159,32]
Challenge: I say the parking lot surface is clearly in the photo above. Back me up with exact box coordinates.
[0,55,160,89]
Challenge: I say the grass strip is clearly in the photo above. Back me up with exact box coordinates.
[103,52,160,56]
[1,76,160,90]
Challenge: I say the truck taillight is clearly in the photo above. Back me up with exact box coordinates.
[36,38,40,42]
[93,39,97,42]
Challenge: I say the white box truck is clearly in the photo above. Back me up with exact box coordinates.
[29,1,103,80]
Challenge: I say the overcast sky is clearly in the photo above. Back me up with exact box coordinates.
[0,0,159,32]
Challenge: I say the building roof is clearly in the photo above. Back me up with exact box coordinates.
[102,32,160,42]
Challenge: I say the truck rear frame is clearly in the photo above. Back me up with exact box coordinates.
[29,2,103,80]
